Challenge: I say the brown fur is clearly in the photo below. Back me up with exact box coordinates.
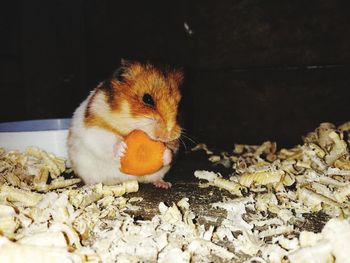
[84,89,124,136]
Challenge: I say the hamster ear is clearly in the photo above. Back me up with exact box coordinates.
[113,59,135,82]
[169,69,184,84]
[121,59,144,78]
[112,66,126,83]
[121,58,131,67]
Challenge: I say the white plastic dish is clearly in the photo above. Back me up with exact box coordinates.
[0,118,71,158]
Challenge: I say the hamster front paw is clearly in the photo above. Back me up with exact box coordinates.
[162,148,172,166]
[113,140,127,160]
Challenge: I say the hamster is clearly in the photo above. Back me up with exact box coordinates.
[67,60,183,189]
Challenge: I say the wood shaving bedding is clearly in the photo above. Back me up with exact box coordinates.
[194,122,350,262]
[0,147,236,262]
[0,122,350,262]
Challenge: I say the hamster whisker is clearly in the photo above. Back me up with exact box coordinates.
[180,128,193,137]
[180,132,197,145]
[178,137,188,151]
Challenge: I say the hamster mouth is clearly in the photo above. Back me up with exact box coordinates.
[132,118,180,143]
[141,129,179,143]
[148,133,170,143]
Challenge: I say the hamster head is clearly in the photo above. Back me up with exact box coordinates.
[98,61,183,142]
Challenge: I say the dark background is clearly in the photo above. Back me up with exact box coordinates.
[1,0,350,150]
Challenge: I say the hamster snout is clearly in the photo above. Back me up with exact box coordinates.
[153,121,181,143]
[137,113,181,143]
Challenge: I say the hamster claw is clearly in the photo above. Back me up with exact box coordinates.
[153,180,172,189]
[114,140,127,160]
[163,148,172,166]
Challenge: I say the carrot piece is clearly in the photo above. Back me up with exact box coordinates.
[120,130,165,176]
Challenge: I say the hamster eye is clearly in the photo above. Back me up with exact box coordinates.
[142,93,155,107]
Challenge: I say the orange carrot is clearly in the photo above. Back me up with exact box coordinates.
[120,130,165,176]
